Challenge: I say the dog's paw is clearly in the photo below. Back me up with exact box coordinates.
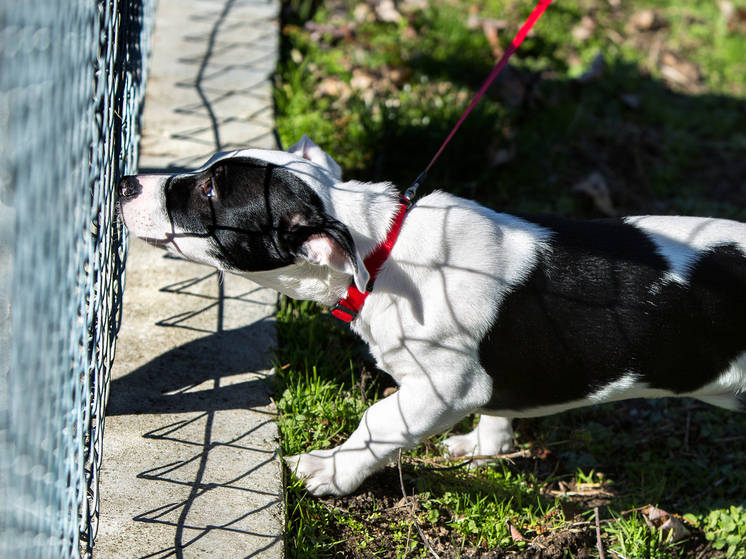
[284,449,363,497]
[443,432,480,458]
[443,420,514,465]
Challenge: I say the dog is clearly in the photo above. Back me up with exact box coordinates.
[119,135,746,497]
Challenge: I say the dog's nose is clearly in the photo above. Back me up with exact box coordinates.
[118,176,142,200]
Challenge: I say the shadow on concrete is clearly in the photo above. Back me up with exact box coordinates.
[131,408,282,559]
[107,321,276,416]
[103,257,282,558]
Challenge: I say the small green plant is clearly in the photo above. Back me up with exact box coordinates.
[605,510,678,559]
[686,506,746,559]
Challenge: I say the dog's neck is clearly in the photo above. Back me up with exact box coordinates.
[317,179,402,260]
[243,179,403,306]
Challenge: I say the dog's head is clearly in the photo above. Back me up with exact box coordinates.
[118,136,370,303]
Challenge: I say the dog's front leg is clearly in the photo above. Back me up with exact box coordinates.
[285,373,486,496]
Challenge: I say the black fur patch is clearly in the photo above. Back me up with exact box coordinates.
[164,157,358,273]
[480,214,746,413]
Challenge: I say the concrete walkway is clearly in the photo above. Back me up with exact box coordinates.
[97,1,284,557]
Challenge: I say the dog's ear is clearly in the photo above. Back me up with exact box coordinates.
[300,232,369,293]
[287,135,343,181]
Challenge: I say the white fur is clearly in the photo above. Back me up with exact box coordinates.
[626,215,746,286]
[118,174,171,243]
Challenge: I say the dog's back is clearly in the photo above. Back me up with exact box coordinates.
[474,212,746,415]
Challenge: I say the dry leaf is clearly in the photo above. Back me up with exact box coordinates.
[400,0,429,13]
[480,19,508,60]
[506,520,526,542]
[373,0,403,23]
[354,3,374,24]
[314,78,352,101]
[641,506,691,544]
[627,10,667,32]
[350,68,375,91]
[572,172,616,217]
[720,2,746,33]
[572,15,596,42]
[720,0,735,20]
[659,52,702,92]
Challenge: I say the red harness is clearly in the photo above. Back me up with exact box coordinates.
[330,199,409,322]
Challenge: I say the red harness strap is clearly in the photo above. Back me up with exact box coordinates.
[331,199,409,322]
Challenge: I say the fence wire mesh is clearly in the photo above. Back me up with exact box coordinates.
[0,0,157,557]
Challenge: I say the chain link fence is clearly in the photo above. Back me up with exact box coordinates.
[0,0,157,556]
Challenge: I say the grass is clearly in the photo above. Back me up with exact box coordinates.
[273,0,746,557]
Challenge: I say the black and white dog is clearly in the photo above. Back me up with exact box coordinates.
[119,136,746,497]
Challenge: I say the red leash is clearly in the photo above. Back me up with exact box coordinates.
[333,0,554,322]
[405,0,554,201]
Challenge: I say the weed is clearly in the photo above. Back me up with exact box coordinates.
[605,510,681,559]
[686,506,746,559]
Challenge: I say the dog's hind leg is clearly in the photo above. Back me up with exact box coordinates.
[443,415,514,463]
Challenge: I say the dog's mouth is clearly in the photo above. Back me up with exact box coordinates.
[118,200,176,250]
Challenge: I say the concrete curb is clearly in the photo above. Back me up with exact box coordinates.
[98,1,284,557]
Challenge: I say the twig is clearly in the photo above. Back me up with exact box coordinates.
[684,411,691,449]
[566,518,616,529]
[359,366,369,405]
[547,489,616,498]
[595,507,606,559]
[408,448,533,466]
[619,505,651,516]
[403,522,413,559]
[713,434,746,443]
[398,450,440,559]
[408,439,573,468]
[694,541,713,559]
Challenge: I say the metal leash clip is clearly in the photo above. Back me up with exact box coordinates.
[404,171,427,207]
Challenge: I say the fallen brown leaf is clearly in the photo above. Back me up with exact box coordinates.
[483,19,507,60]
[507,520,526,542]
[315,77,352,101]
[572,15,596,42]
[626,9,667,33]
[573,172,616,217]
[641,505,691,544]
[660,52,703,93]
[372,0,402,23]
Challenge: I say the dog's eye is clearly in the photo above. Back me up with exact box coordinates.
[201,179,215,198]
